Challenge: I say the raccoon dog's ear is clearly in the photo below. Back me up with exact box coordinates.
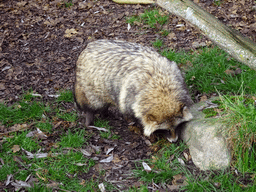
[182,106,193,121]
[147,114,157,122]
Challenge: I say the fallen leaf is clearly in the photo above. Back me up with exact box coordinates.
[5,174,12,186]
[31,93,42,97]
[0,158,4,165]
[99,183,106,192]
[78,1,93,9]
[13,156,25,165]
[177,158,185,165]
[0,83,5,90]
[36,172,47,181]
[76,37,83,43]
[225,69,235,76]
[192,41,207,48]
[167,184,180,190]
[176,24,186,31]
[129,125,141,134]
[169,154,175,161]
[11,180,31,190]
[99,155,113,163]
[127,23,131,31]
[80,179,86,186]
[144,139,152,146]
[80,149,92,156]
[22,148,58,159]
[235,68,242,74]
[48,94,60,98]
[190,76,195,81]
[64,28,78,38]
[183,152,190,161]
[89,126,109,132]
[172,174,184,184]
[167,32,176,40]
[76,163,87,166]
[106,147,114,155]
[133,21,142,26]
[200,95,208,102]
[91,145,101,153]
[12,145,20,153]
[46,181,59,188]
[26,128,47,139]
[142,162,152,173]
[113,154,121,164]
[4,123,30,134]
[214,182,221,188]
[53,121,63,129]
[17,1,27,7]
[2,65,11,72]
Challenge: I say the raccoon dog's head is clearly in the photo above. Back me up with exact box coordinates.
[141,100,193,143]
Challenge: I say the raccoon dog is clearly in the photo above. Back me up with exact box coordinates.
[74,39,193,142]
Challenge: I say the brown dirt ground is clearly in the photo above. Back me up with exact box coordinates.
[0,0,255,191]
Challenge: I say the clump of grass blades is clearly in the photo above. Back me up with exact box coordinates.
[162,47,256,96]
[0,100,49,127]
[57,90,73,102]
[126,8,169,28]
[219,91,256,173]
[133,143,187,184]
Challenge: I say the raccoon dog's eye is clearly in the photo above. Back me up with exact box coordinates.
[147,114,156,122]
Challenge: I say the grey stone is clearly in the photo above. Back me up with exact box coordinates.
[180,98,231,170]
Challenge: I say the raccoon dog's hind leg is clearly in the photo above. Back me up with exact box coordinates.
[74,87,95,127]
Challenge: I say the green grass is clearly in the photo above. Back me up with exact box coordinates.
[57,89,74,103]
[94,118,120,140]
[36,121,53,133]
[218,94,256,173]
[160,29,170,36]
[133,142,187,184]
[2,130,41,153]
[126,8,169,28]
[0,93,122,191]
[152,39,164,49]
[132,140,255,191]
[64,0,73,8]
[161,47,256,96]
[0,92,96,191]
[213,0,223,6]
[29,150,96,191]
[59,129,89,148]
[202,95,256,174]
[202,108,218,118]
[56,110,78,122]
[0,99,50,127]
[129,185,149,192]
[184,170,255,192]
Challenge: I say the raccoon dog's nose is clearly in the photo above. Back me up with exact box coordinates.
[167,129,178,143]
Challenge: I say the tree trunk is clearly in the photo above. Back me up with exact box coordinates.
[113,0,256,70]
